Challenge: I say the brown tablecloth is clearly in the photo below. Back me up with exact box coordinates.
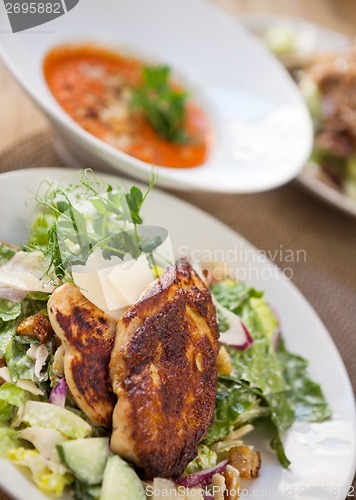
[0,130,355,500]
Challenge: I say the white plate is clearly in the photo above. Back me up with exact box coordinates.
[0,0,312,193]
[0,167,354,500]
[240,13,356,217]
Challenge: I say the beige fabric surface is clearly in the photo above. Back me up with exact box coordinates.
[0,130,354,499]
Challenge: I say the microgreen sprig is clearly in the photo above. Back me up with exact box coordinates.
[27,170,157,280]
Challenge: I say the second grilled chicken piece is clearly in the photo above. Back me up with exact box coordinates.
[48,283,117,428]
[109,261,219,478]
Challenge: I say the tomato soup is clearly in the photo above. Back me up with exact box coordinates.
[44,45,210,168]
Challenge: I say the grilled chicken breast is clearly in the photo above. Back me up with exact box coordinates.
[48,283,117,428]
[109,261,219,478]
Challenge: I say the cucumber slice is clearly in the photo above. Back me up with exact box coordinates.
[75,481,102,499]
[100,455,146,500]
[57,437,110,485]
[21,401,91,439]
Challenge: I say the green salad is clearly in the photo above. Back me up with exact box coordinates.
[0,175,330,499]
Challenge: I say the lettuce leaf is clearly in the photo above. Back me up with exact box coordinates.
[17,427,68,474]
[271,431,291,469]
[203,377,268,445]
[185,445,217,474]
[212,280,276,344]
[276,340,331,422]
[0,399,14,425]
[209,424,254,455]
[1,331,36,383]
[212,280,262,320]
[0,427,20,457]
[0,294,50,383]
[0,382,29,407]
[0,382,30,425]
[228,337,295,436]
[20,401,92,439]
[210,279,330,468]
[213,280,294,430]
[0,300,22,322]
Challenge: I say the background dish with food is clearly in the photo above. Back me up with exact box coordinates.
[241,13,356,216]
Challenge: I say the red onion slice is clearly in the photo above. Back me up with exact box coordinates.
[173,459,229,489]
[219,320,254,350]
[214,300,253,350]
[49,378,67,407]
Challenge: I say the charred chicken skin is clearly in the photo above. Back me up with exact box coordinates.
[109,261,219,478]
[48,283,117,428]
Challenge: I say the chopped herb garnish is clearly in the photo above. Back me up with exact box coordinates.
[131,65,189,143]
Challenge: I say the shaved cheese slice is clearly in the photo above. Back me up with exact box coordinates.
[72,248,118,311]
[72,248,155,316]
[150,232,175,270]
[71,269,107,312]
[96,266,128,311]
[107,254,154,307]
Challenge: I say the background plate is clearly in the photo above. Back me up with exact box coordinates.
[240,13,356,217]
